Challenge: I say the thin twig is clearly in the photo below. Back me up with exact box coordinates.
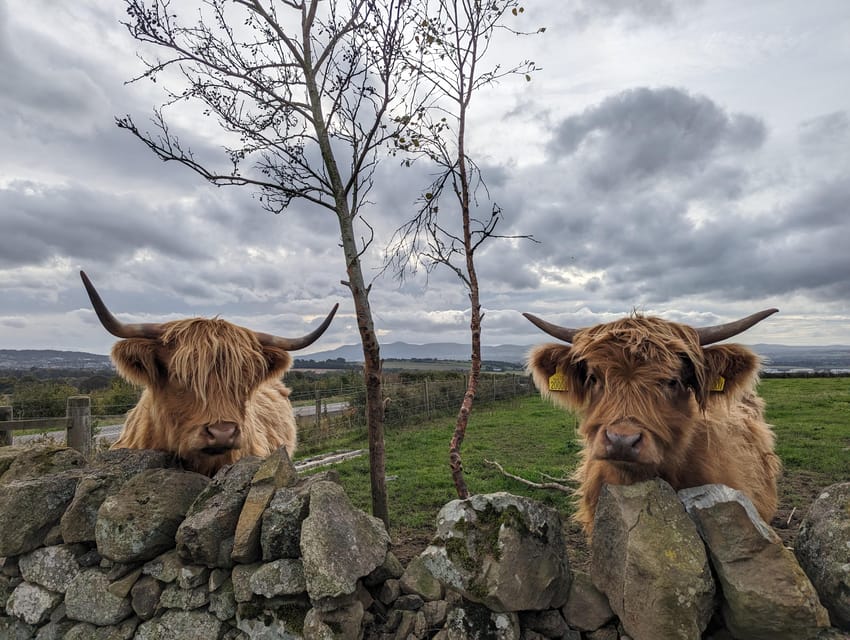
[786,506,796,527]
[484,459,574,493]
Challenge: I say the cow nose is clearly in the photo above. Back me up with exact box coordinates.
[604,429,642,460]
[205,422,238,448]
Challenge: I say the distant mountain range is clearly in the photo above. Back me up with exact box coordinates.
[296,342,850,371]
[0,349,113,370]
[2,343,850,371]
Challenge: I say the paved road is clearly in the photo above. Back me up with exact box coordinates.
[12,401,349,447]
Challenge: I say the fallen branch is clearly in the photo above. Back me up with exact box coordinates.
[484,459,574,493]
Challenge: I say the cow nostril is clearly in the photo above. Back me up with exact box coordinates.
[605,430,642,448]
[206,422,238,446]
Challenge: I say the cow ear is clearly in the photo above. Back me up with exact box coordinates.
[701,344,761,403]
[527,343,585,410]
[111,339,167,388]
[261,346,293,379]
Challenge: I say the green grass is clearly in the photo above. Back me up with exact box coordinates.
[301,378,850,543]
[760,377,850,479]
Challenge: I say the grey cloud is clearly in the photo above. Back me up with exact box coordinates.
[566,0,705,29]
[798,111,850,150]
[546,87,766,192]
[0,181,210,269]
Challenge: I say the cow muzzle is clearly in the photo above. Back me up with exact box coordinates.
[201,421,240,455]
[603,428,643,462]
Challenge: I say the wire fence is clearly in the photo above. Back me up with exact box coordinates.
[3,374,536,451]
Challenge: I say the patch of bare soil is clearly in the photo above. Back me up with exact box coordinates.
[770,469,832,549]
[388,470,833,573]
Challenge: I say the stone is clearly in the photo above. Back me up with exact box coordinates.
[795,482,850,630]
[232,563,262,602]
[400,554,445,602]
[6,581,63,625]
[209,578,237,621]
[60,449,175,544]
[33,617,77,639]
[19,544,84,593]
[236,596,310,639]
[592,479,715,640]
[159,582,209,610]
[442,599,521,639]
[364,550,405,587]
[303,600,364,640]
[108,567,143,599]
[0,445,26,478]
[300,480,390,601]
[681,483,831,640]
[64,568,133,626]
[130,575,163,620]
[232,447,299,564]
[178,565,209,589]
[0,444,87,483]
[520,609,569,638]
[379,578,402,605]
[250,558,307,597]
[422,599,449,628]
[0,574,15,614]
[0,471,81,556]
[175,456,262,568]
[135,608,223,639]
[142,549,184,583]
[96,468,210,563]
[420,492,571,613]
[0,616,35,639]
[562,570,615,632]
[63,617,140,639]
[395,593,424,611]
[261,486,310,560]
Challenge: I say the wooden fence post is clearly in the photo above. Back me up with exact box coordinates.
[66,396,92,457]
[315,388,321,430]
[0,406,11,447]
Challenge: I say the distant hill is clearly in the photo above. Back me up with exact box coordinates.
[298,342,850,371]
[297,341,532,365]
[2,343,849,372]
[0,349,112,370]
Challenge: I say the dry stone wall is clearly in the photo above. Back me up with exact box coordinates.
[0,443,848,639]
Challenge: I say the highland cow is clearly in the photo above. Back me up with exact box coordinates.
[525,308,782,534]
[81,271,337,476]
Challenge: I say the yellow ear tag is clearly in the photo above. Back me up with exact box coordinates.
[548,371,567,391]
[711,376,726,392]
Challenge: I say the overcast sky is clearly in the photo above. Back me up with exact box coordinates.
[1,0,848,356]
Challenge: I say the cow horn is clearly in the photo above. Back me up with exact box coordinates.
[522,312,580,344]
[80,271,165,340]
[523,307,779,347]
[696,308,778,345]
[255,303,340,352]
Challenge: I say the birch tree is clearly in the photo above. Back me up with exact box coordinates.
[117,0,419,526]
[386,0,541,498]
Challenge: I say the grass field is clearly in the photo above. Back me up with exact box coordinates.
[299,377,850,566]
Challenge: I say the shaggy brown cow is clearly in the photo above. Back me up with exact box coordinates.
[525,308,782,534]
[81,271,338,476]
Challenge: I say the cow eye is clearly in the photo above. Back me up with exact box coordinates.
[664,378,682,392]
[586,373,599,387]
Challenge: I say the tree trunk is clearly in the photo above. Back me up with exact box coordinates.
[306,63,389,528]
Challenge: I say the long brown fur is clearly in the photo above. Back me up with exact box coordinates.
[527,313,781,534]
[110,317,297,476]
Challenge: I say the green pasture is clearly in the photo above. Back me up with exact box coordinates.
[302,377,850,540]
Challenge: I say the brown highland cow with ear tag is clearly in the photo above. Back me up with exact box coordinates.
[525,308,782,534]
[81,271,338,476]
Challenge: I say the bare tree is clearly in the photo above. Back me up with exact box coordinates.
[117,0,418,526]
[386,0,541,498]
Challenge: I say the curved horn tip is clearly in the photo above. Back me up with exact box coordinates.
[522,311,580,344]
